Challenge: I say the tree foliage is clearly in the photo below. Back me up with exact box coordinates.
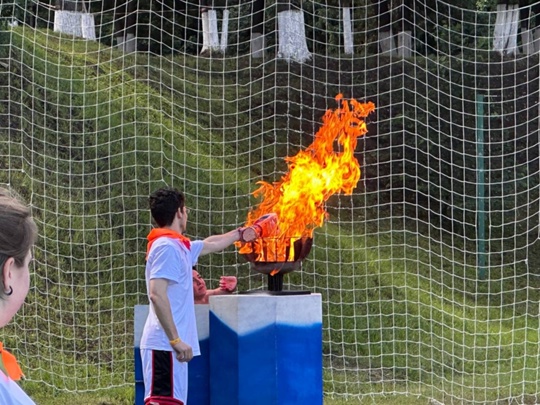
[0,0,537,57]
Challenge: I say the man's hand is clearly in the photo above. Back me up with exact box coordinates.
[239,213,279,242]
[172,340,193,363]
[238,226,256,243]
[219,276,237,292]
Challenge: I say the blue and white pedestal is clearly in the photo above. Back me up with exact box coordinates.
[209,293,323,405]
[134,304,211,405]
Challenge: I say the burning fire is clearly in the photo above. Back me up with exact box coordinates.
[238,94,375,265]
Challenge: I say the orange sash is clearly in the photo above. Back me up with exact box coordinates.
[146,228,191,260]
[0,342,24,381]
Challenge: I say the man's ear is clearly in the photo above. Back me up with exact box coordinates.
[1,257,14,291]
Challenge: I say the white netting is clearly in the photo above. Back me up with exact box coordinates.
[1,0,540,403]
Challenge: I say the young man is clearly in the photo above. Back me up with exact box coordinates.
[140,187,254,405]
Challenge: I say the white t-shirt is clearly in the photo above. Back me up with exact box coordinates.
[0,370,35,405]
[140,237,204,355]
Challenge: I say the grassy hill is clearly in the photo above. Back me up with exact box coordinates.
[0,26,539,404]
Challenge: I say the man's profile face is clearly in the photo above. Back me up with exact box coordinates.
[192,270,207,300]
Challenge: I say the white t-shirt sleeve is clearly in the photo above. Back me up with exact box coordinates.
[148,241,180,283]
[0,371,36,404]
[190,240,204,266]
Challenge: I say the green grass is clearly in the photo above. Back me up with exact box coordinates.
[31,393,428,405]
[28,389,428,405]
[1,25,540,404]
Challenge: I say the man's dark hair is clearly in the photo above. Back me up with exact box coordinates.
[149,187,185,227]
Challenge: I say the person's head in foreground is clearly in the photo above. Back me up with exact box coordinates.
[0,188,37,328]
[149,187,188,231]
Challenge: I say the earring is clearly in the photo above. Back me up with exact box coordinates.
[4,286,12,296]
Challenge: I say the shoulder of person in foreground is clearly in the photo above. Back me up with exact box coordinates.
[0,371,36,405]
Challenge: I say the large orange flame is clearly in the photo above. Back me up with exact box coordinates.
[239,94,375,262]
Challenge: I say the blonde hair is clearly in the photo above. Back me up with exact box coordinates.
[0,187,37,294]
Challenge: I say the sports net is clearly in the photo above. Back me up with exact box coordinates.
[1,0,540,403]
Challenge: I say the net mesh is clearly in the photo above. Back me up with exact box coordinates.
[1,0,540,402]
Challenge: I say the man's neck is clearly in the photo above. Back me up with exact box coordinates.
[163,224,184,235]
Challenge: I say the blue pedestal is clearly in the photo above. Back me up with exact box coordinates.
[209,294,323,405]
[188,305,210,405]
[134,304,210,405]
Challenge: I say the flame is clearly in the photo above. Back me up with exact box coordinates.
[239,94,375,262]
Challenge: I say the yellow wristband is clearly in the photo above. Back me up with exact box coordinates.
[169,337,182,345]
